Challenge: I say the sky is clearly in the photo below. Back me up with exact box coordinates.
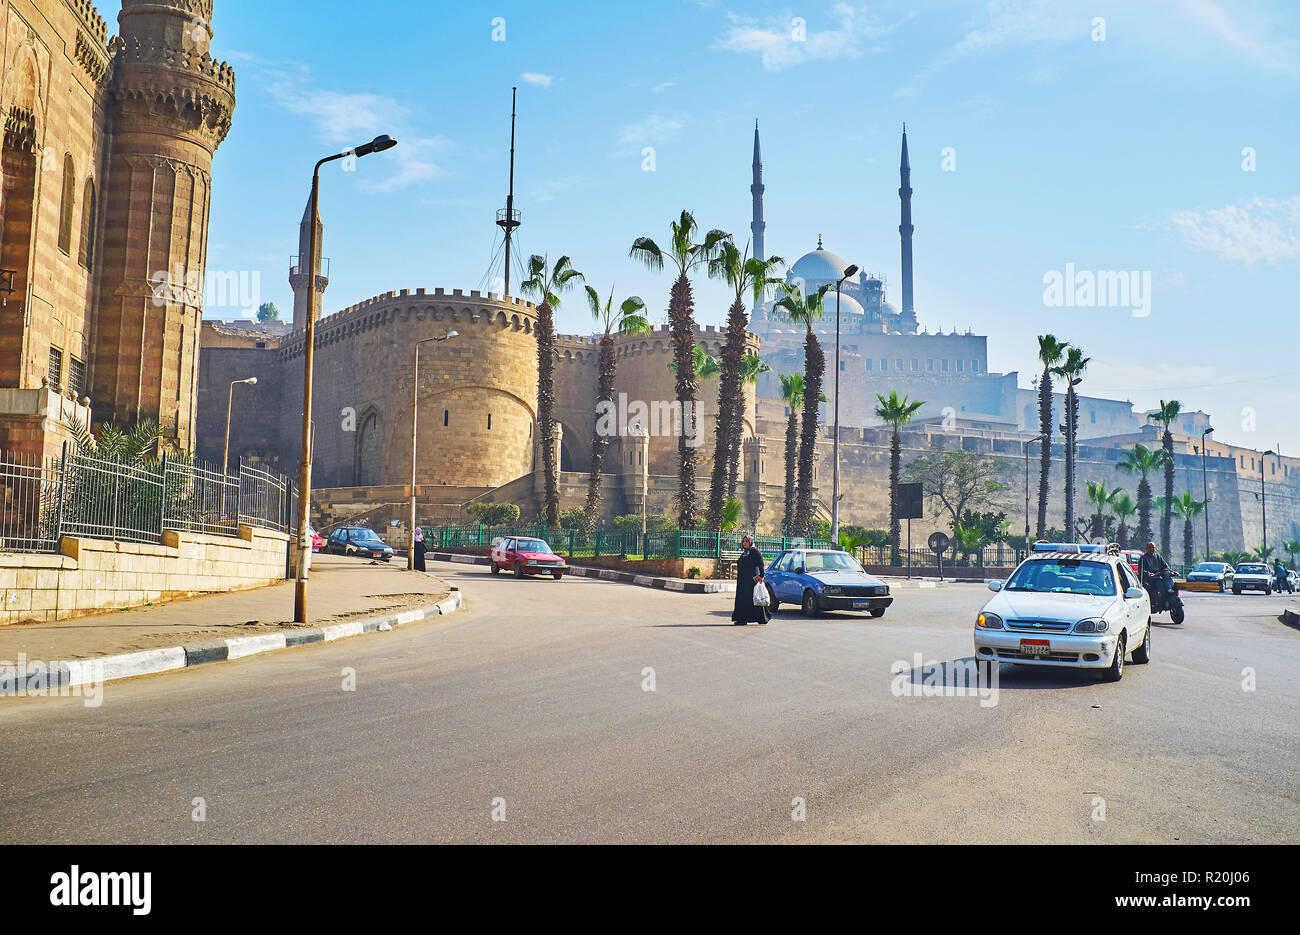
[101,0,1299,453]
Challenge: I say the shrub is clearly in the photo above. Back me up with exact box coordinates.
[686,566,701,579]
[613,513,676,536]
[558,508,585,530]
[467,502,520,527]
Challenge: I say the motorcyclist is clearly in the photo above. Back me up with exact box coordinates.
[1139,541,1172,607]
[1273,558,1293,594]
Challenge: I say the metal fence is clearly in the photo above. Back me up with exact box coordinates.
[0,445,296,554]
[853,544,1026,570]
[422,524,833,560]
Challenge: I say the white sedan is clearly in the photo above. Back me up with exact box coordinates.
[974,545,1152,682]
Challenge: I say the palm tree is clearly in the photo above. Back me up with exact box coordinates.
[1169,492,1205,568]
[1252,544,1275,562]
[1084,480,1119,541]
[629,211,730,529]
[1283,539,1300,571]
[1115,443,1171,547]
[580,286,650,533]
[874,390,925,564]
[1148,399,1182,556]
[705,242,784,529]
[666,344,721,379]
[775,282,831,536]
[521,254,584,526]
[778,373,804,535]
[1111,490,1136,550]
[729,353,771,501]
[1034,335,1068,539]
[1052,345,1090,537]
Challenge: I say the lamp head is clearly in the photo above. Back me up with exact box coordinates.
[354,134,397,157]
[246,377,258,385]
[844,264,859,279]
[445,331,459,339]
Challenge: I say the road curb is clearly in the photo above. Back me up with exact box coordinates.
[426,551,735,593]
[0,590,464,697]
[1280,608,1300,630]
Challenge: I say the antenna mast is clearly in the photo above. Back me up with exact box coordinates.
[496,87,521,297]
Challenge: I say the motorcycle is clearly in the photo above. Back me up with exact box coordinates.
[1145,571,1186,625]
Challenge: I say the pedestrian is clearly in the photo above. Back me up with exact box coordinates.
[731,534,770,626]
[1273,558,1291,594]
[413,525,427,572]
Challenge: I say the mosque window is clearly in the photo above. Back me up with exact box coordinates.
[79,178,96,268]
[927,359,934,371]
[1090,410,1096,424]
[911,359,919,371]
[488,413,492,429]
[865,359,873,371]
[58,154,76,255]
[942,360,949,372]
[443,410,449,427]
[972,360,980,373]
[880,359,887,371]
[840,360,845,371]
[957,360,964,372]
[49,347,63,388]
[895,358,903,371]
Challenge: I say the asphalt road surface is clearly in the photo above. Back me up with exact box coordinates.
[2,563,1297,844]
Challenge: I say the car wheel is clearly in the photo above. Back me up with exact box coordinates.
[1132,621,1151,664]
[1102,633,1126,682]
[801,590,819,618]
[1233,587,1241,595]
[1265,585,1272,595]
[1217,581,1225,593]
[491,561,500,575]
[766,584,779,610]
[870,608,886,618]
[551,572,563,580]
[514,563,524,578]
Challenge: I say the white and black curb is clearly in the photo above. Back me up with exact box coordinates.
[0,591,463,697]
[426,551,735,594]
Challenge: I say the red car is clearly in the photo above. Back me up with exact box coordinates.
[306,525,326,551]
[489,536,567,579]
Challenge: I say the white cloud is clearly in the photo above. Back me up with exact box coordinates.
[1145,197,1300,267]
[652,80,676,93]
[1172,0,1297,72]
[713,2,906,72]
[520,72,554,88]
[617,114,684,147]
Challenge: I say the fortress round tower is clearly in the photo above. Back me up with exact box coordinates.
[92,0,235,448]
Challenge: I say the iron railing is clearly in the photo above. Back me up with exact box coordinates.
[421,525,833,560]
[853,544,1025,569]
[0,445,296,554]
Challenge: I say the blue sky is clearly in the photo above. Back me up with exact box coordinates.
[109,0,1298,452]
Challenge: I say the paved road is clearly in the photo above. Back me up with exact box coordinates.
[2,562,1297,844]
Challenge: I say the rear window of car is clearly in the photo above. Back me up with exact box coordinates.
[1237,564,1267,574]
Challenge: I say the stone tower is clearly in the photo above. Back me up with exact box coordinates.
[898,124,914,324]
[91,0,235,450]
[750,120,765,261]
[290,194,327,331]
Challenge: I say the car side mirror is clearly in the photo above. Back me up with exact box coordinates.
[1125,587,1145,599]
[986,579,1003,592]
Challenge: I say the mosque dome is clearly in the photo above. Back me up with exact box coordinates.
[788,241,852,288]
[822,291,864,318]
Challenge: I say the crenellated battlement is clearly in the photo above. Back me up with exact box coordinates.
[66,0,108,45]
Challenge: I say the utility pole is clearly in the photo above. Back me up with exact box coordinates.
[496,87,521,298]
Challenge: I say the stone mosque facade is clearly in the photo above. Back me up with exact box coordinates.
[0,0,234,459]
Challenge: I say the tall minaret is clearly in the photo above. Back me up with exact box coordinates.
[898,123,915,323]
[750,120,765,261]
[290,196,328,332]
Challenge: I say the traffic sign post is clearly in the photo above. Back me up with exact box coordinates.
[928,530,950,582]
[899,482,923,579]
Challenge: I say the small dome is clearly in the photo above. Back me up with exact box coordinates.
[821,291,864,318]
[788,244,852,288]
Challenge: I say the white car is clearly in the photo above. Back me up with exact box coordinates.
[974,543,1152,682]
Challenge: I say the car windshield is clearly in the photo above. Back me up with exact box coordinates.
[350,530,383,543]
[516,539,551,553]
[1238,564,1267,574]
[1004,558,1116,596]
[802,552,864,573]
[1193,563,1223,572]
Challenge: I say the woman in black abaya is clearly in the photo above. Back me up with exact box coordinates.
[731,534,770,626]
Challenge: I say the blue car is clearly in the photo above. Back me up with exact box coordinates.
[763,549,893,618]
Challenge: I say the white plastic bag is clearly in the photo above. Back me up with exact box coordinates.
[752,582,770,606]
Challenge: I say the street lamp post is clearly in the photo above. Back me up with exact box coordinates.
[1024,433,1046,552]
[408,331,459,570]
[1201,426,1212,558]
[295,134,397,622]
[1261,449,1276,555]
[830,263,859,548]
[223,377,257,473]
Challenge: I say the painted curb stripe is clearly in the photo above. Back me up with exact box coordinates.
[285,630,324,647]
[226,633,288,659]
[185,642,230,666]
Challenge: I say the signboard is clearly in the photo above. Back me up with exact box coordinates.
[928,531,950,554]
[899,482,924,520]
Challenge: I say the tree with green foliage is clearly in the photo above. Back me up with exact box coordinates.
[1115,443,1170,547]
[467,502,521,527]
[875,390,926,564]
[1148,399,1182,555]
[257,302,279,322]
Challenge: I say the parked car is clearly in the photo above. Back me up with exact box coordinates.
[1119,549,1143,576]
[763,548,892,617]
[489,536,567,579]
[1183,561,1234,592]
[326,526,394,562]
[306,525,325,552]
[975,542,1151,681]
[1232,563,1272,595]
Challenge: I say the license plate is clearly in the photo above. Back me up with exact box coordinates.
[1020,639,1050,655]
[853,601,870,609]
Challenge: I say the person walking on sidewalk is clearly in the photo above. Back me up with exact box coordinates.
[413,526,427,572]
[731,534,770,626]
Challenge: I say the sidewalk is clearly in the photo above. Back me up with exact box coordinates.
[0,553,453,662]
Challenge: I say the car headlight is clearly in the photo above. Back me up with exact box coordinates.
[823,585,842,595]
[1074,618,1109,633]
[976,612,1003,629]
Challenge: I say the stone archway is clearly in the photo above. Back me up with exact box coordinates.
[354,407,383,486]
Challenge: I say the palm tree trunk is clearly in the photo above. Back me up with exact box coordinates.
[536,299,560,526]
[668,274,698,528]
[795,330,824,536]
[581,335,616,533]
[707,297,747,528]
[1118,521,1129,550]
[1036,368,1053,539]
[1137,476,1152,545]
[1183,516,1193,568]
[783,410,798,534]
[1091,512,1103,541]
[889,428,902,564]
[1064,387,1077,536]
[1162,429,1174,556]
